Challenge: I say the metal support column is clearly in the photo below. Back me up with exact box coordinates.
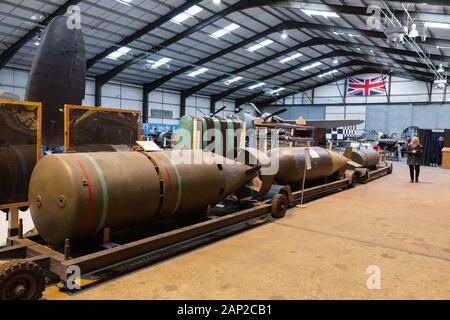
[180,93,187,117]
[95,80,102,107]
[143,90,149,123]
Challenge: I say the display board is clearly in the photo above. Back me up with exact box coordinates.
[0,100,42,209]
[64,105,141,152]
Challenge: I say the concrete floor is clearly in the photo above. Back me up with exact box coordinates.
[44,162,450,299]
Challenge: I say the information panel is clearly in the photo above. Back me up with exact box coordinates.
[64,105,141,152]
[0,100,42,209]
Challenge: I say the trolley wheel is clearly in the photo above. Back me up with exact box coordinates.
[388,163,393,174]
[349,172,358,188]
[0,260,46,300]
[271,193,288,219]
[359,169,369,184]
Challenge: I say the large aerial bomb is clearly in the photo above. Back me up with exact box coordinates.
[351,149,380,169]
[268,147,350,187]
[26,16,86,148]
[28,150,257,244]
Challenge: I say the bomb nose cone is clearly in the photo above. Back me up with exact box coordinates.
[328,150,350,173]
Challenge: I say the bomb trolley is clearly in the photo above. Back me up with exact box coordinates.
[0,167,368,300]
[0,195,286,300]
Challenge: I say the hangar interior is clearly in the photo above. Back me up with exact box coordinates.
[0,0,450,300]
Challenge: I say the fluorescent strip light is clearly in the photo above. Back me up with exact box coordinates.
[318,70,338,78]
[248,82,266,90]
[300,61,322,71]
[247,39,274,52]
[270,88,285,95]
[188,67,209,77]
[107,47,131,60]
[424,22,450,29]
[210,23,240,39]
[279,52,303,64]
[116,0,132,5]
[171,5,203,24]
[151,57,172,69]
[301,9,339,18]
[224,76,243,85]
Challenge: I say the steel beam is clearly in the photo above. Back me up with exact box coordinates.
[97,0,274,87]
[211,48,440,103]
[186,37,450,99]
[95,79,102,107]
[144,20,450,95]
[242,61,434,105]
[144,22,286,93]
[256,66,434,106]
[86,0,203,70]
[143,90,149,122]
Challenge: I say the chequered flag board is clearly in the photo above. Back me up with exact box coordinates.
[326,126,357,140]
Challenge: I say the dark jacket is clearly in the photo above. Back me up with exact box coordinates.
[406,143,423,166]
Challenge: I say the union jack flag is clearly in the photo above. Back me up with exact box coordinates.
[347,76,387,96]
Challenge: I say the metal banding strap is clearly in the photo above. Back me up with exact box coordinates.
[141,152,165,219]
[157,152,182,216]
[83,154,109,234]
[73,157,94,233]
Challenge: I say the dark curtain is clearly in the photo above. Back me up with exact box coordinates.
[418,129,432,166]
[418,129,446,166]
[445,129,450,148]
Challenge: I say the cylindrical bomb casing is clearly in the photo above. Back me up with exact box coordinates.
[268,147,349,186]
[351,149,379,169]
[29,150,254,244]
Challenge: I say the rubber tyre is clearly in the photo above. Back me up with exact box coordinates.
[0,260,46,300]
[271,193,288,219]
[359,170,369,184]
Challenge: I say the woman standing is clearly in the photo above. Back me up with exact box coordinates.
[406,136,423,183]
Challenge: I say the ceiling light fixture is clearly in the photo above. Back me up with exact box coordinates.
[319,70,338,78]
[224,76,243,85]
[300,61,322,71]
[116,0,133,5]
[148,57,172,69]
[301,9,339,18]
[270,88,285,95]
[107,47,131,60]
[279,52,303,64]
[248,82,266,90]
[171,5,203,24]
[188,67,209,77]
[409,23,419,38]
[247,39,274,52]
[281,30,288,39]
[210,23,240,39]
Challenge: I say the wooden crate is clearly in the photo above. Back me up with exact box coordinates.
[442,148,450,169]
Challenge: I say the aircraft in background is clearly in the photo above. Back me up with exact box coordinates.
[231,103,364,130]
